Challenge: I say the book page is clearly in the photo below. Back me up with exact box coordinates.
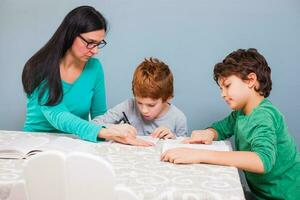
[0,135,96,159]
[162,141,230,153]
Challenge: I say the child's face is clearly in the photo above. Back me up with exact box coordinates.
[135,96,169,121]
[218,75,253,111]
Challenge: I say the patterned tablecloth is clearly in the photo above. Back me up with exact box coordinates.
[0,130,245,200]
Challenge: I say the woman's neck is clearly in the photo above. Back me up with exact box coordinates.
[59,51,85,83]
[60,50,85,70]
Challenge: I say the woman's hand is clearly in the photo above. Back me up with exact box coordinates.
[151,126,176,139]
[161,148,207,164]
[183,128,217,144]
[98,124,153,146]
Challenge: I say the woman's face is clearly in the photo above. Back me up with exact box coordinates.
[71,29,106,62]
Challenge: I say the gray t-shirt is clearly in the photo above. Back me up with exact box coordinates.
[92,98,188,136]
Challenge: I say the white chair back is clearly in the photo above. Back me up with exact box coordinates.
[24,151,67,200]
[24,151,138,200]
[66,152,115,200]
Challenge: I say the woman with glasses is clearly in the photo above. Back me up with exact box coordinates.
[22,6,148,146]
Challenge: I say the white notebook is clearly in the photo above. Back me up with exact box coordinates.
[162,141,231,153]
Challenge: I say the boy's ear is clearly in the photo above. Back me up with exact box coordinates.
[247,73,258,88]
[166,96,173,103]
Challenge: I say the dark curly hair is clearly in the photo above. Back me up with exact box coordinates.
[213,48,272,97]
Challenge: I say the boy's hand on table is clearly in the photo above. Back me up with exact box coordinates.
[151,126,176,139]
[161,148,208,164]
[183,129,216,144]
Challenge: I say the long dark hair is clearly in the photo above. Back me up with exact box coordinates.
[22,6,107,106]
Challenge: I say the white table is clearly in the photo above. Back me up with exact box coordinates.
[0,130,245,200]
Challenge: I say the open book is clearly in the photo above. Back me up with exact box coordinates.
[162,140,231,153]
[0,135,49,159]
[0,135,95,159]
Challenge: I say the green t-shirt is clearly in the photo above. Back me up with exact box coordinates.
[211,99,300,200]
[23,58,107,142]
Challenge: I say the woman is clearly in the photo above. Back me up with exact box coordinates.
[22,6,150,146]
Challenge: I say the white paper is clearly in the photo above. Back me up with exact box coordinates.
[162,141,230,153]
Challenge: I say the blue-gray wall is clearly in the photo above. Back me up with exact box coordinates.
[0,0,299,147]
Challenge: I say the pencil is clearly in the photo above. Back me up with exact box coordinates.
[122,112,131,125]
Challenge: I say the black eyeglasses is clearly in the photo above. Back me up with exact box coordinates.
[78,35,107,49]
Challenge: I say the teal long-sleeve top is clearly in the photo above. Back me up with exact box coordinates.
[211,98,300,200]
[23,58,107,142]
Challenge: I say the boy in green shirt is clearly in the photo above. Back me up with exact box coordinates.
[161,48,300,199]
